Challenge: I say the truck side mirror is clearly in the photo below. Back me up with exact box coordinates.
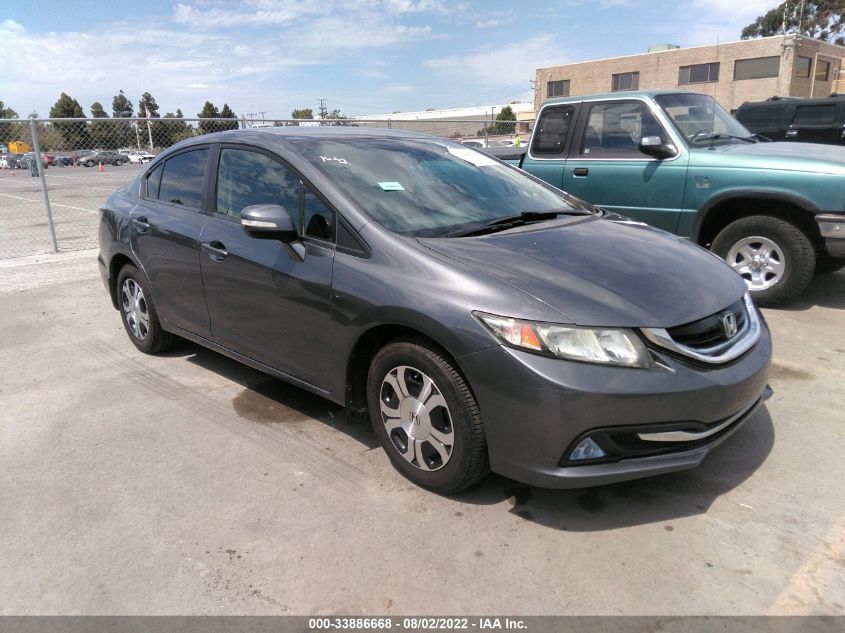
[639,136,677,159]
[241,204,298,242]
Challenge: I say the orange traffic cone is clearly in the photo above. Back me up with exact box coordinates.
[98,162,104,172]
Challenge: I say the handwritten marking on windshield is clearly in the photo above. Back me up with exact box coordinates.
[319,156,350,165]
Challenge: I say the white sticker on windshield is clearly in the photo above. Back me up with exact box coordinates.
[319,155,350,165]
[378,181,405,191]
[447,146,497,167]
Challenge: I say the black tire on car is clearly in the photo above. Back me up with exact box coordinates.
[366,338,488,494]
[815,256,845,275]
[116,264,175,354]
[711,215,815,306]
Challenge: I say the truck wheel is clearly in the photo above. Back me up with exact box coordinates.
[711,215,815,306]
[815,256,845,275]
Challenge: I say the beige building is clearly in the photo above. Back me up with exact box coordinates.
[535,35,845,113]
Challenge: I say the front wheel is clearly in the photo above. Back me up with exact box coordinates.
[711,215,815,306]
[367,339,488,494]
[116,264,175,354]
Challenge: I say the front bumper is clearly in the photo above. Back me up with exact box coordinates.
[457,324,772,489]
[816,214,845,258]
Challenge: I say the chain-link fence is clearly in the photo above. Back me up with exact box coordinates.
[0,116,533,259]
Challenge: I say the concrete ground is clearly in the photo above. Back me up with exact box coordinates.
[0,250,843,615]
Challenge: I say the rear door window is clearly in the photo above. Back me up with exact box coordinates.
[792,104,837,125]
[156,148,209,209]
[531,106,575,155]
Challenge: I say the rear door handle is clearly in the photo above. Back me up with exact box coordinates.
[130,217,150,233]
[573,167,589,177]
[201,241,228,261]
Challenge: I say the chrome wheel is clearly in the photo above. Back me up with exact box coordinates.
[379,365,454,471]
[121,278,149,340]
[726,236,785,291]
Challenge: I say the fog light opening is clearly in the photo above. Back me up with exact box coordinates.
[569,437,606,461]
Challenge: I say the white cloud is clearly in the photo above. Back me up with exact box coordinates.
[384,83,416,92]
[425,34,567,89]
[474,18,505,29]
[0,2,442,117]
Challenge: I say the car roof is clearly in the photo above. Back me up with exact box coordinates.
[543,89,698,106]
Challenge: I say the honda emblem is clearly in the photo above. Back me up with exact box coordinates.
[722,312,738,338]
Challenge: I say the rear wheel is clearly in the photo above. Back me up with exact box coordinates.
[367,338,488,494]
[116,264,175,354]
[711,215,815,306]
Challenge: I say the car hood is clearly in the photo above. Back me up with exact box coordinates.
[691,140,845,175]
[418,217,747,328]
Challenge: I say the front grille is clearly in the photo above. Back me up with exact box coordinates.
[666,299,746,351]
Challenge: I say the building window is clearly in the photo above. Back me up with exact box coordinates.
[734,56,780,80]
[815,59,831,81]
[679,62,720,85]
[547,80,570,98]
[612,72,639,92]
[795,55,812,77]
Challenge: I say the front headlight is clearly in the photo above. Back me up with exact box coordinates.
[474,312,652,368]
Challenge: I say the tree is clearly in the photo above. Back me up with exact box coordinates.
[292,108,313,119]
[110,90,135,148]
[742,1,845,45]
[0,100,23,147]
[49,92,91,150]
[478,105,517,136]
[154,109,193,148]
[90,101,114,149]
[218,103,239,131]
[320,107,358,127]
[197,101,220,135]
[137,92,160,118]
[112,90,133,118]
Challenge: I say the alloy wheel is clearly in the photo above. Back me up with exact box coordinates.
[726,236,785,291]
[121,278,150,340]
[379,365,454,471]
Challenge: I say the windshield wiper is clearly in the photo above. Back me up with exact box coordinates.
[689,132,756,144]
[447,209,592,238]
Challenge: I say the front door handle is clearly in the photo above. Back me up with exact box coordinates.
[130,217,150,233]
[573,167,589,177]
[201,241,228,261]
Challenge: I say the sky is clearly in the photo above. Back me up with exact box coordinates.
[1,0,778,120]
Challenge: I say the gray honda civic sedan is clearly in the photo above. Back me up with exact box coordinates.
[98,127,772,494]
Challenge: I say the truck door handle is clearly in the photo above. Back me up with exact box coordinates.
[130,217,150,233]
[573,167,589,177]
[201,241,228,261]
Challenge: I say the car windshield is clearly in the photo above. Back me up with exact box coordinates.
[296,136,580,237]
[656,93,754,145]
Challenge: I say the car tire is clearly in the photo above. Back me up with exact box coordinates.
[116,264,175,354]
[366,338,488,494]
[711,215,815,306]
[815,256,845,275]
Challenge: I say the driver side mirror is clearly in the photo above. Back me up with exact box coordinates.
[240,204,298,242]
[638,136,677,159]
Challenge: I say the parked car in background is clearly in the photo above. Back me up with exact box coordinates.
[2,153,27,169]
[68,149,95,165]
[128,150,155,164]
[735,95,845,144]
[98,127,771,494]
[461,139,501,148]
[22,152,48,168]
[79,151,128,167]
[492,90,845,305]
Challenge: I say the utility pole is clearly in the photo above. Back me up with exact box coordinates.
[143,104,153,150]
[318,99,328,119]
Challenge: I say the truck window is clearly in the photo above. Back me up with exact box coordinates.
[580,101,664,157]
[530,106,574,155]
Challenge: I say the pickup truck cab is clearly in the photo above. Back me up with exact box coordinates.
[508,90,845,305]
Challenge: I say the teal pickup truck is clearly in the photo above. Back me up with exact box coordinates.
[497,90,845,305]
